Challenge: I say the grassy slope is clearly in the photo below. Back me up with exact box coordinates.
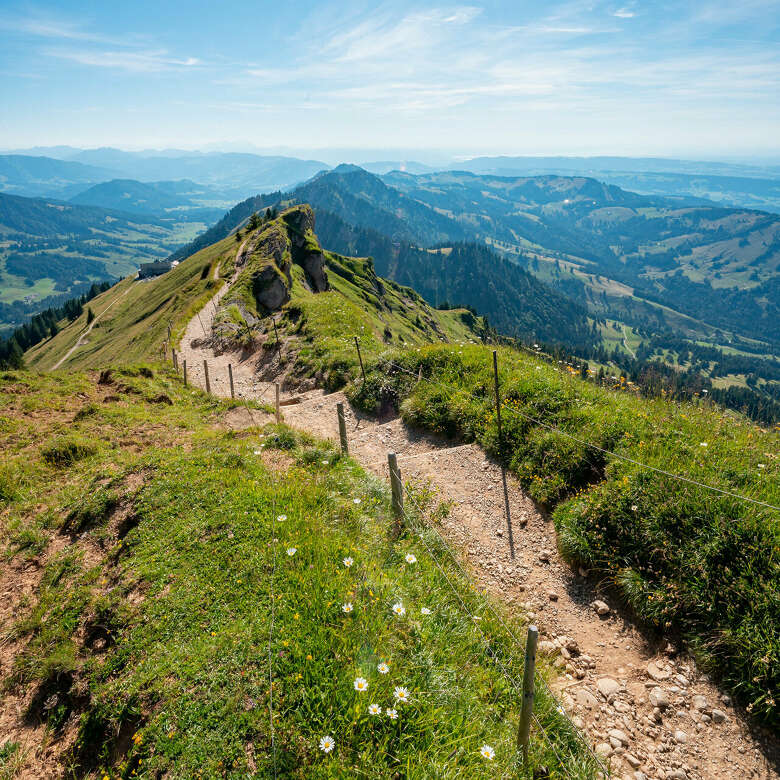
[25,235,237,372]
[26,213,484,378]
[343,344,779,725]
[0,367,597,778]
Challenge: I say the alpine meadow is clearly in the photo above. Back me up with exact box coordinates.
[0,2,778,779]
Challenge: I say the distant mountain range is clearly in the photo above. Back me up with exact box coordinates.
[69,179,227,222]
[3,148,780,213]
[0,150,329,202]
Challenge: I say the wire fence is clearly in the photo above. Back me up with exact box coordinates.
[164,328,775,776]
[387,460,611,779]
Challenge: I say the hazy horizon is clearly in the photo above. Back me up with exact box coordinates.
[1,1,778,158]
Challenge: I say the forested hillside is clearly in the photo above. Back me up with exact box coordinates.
[313,209,596,349]
[0,192,204,333]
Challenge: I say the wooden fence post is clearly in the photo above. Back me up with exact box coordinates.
[275,382,281,424]
[183,360,187,387]
[493,350,515,559]
[388,452,403,537]
[337,402,348,455]
[228,364,235,399]
[172,349,178,371]
[354,336,366,381]
[203,360,211,394]
[517,625,539,766]
[272,318,282,361]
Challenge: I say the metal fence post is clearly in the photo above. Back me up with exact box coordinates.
[354,336,366,381]
[388,452,403,537]
[337,402,348,454]
[517,625,539,765]
[228,364,235,399]
[493,350,515,559]
[203,360,211,394]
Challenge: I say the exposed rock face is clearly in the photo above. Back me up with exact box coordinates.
[253,264,290,311]
[284,204,329,292]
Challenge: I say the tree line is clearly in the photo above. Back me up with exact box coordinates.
[0,281,112,370]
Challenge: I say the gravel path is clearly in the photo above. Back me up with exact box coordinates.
[175,246,778,780]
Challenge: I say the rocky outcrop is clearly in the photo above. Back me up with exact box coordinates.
[253,264,290,311]
[284,204,329,292]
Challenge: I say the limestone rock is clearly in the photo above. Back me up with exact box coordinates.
[593,600,610,616]
[597,677,621,699]
[649,687,669,709]
[711,709,727,723]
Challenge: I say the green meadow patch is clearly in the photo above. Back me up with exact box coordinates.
[346,342,780,726]
[1,368,598,778]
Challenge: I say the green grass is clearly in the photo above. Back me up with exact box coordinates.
[342,342,779,726]
[25,235,235,372]
[0,366,599,778]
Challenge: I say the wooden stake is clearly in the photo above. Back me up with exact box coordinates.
[337,402,348,455]
[388,452,403,537]
[272,318,281,361]
[183,360,187,387]
[172,349,178,371]
[517,625,539,765]
[203,360,211,394]
[275,382,281,424]
[493,350,515,559]
[228,364,235,399]
[354,336,365,381]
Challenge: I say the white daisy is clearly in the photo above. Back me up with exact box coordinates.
[342,602,353,613]
[354,677,368,693]
[630,505,638,511]
[377,662,389,674]
[368,703,381,715]
[353,498,361,504]
[322,459,329,465]
[343,557,354,568]
[420,607,431,615]
[700,441,708,447]
[286,547,297,556]
[392,602,406,617]
[253,450,262,455]
[386,708,398,720]
[393,686,409,703]
[479,744,495,760]
[319,735,335,753]
[276,514,287,522]
[404,553,417,565]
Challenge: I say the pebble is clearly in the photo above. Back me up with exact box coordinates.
[548,590,559,601]
[593,599,611,616]
[647,660,672,681]
[649,687,669,709]
[597,677,621,699]
[692,695,707,711]
[674,730,687,744]
[711,709,727,723]
[608,728,630,746]
[665,771,688,780]
[624,753,641,769]
[595,742,613,757]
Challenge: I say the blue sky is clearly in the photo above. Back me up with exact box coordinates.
[0,0,778,158]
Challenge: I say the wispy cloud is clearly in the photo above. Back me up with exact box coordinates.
[1,10,201,72]
[44,48,201,73]
[613,8,635,18]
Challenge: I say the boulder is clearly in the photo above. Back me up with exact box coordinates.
[253,264,290,311]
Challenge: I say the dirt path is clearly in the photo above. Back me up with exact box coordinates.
[622,325,637,359]
[176,266,778,780]
[51,285,131,370]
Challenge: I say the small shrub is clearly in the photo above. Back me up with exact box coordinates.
[42,437,97,467]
